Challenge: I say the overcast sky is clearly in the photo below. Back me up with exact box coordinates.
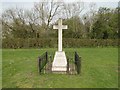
[1,0,119,14]
[1,0,119,2]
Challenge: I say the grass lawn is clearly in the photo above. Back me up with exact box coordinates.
[2,48,118,88]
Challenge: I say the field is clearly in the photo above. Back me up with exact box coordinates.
[2,48,118,88]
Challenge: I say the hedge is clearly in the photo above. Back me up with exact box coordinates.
[2,38,119,49]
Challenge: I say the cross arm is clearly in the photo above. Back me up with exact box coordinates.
[62,25,68,29]
[53,25,59,29]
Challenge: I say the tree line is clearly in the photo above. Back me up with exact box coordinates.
[1,2,119,39]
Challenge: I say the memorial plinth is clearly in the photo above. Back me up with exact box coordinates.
[52,51,67,72]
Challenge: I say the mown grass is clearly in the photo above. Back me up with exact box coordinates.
[2,48,118,88]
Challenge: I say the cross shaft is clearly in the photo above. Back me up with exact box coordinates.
[53,19,68,51]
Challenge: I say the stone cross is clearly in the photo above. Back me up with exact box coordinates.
[53,18,68,51]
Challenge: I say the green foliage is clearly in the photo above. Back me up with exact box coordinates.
[2,38,118,49]
[63,16,84,38]
[2,6,119,39]
[91,7,118,39]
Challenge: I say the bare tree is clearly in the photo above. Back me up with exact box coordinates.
[2,8,29,38]
[63,1,84,19]
[62,1,84,37]
[34,1,63,30]
[2,9,16,38]
[82,2,97,38]
[89,3,97,32]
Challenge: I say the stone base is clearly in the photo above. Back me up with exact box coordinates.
[52,51,67,72]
